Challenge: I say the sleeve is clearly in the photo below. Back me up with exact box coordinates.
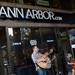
[31,52,38,63]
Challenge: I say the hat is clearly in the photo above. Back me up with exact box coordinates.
[38,42,49,49]
[37,42,50,54]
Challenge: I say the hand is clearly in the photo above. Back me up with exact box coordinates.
[49,48,53,54]
[33,46,39,52]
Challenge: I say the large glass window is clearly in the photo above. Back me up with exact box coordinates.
[11,27,56,63]
[1,27,75,75]
[5,27,58,75]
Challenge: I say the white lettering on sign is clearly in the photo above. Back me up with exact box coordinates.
[0,6,24,18]
[26,9,62,20]
[0,6,8,17]
[26,9,33,19]
[38,10,43,19]
[0,6,63,21]
[32,10,39,19]
[16,8,24,18]
[7,7,16,18]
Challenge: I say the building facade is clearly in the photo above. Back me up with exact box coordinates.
[0,0,75,75]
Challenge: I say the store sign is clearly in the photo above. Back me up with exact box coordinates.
[0,6,62,21]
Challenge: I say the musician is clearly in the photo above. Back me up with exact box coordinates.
[31,43,56,75]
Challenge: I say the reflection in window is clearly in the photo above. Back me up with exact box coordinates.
[6,27,58,75]
[68,29,75,58]
[20,27,56,66]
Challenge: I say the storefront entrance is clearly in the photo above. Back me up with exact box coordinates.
[0,27,75,75]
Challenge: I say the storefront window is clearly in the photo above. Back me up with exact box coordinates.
[5,27,58,75]
[1,27,74,75]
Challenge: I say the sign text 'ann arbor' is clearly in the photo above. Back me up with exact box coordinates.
[0,6,62,21]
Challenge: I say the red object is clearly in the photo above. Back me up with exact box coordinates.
[69,60,75,70]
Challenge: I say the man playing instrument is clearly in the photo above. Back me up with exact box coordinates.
[31,43,56,75]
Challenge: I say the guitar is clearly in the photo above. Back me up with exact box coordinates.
[36,50,56,69]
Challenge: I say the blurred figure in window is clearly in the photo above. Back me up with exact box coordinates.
[31,43,56,75]
[64,53,72,75]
